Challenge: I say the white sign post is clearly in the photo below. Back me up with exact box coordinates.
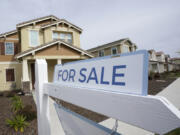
[35,50,180,135]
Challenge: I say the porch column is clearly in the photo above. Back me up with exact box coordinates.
[22,59,29,81]
[57,59,62,65]
[22,59,30,91]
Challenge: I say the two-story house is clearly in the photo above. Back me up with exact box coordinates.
[86,38,137,57]
[170,58,180,71]
[165,54,175,72]
[0,15,93,91]
[148,49,159,73]
[156,51,166,73]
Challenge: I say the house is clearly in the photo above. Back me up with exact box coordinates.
[148,49,159,73]
[156,51,166,73]
[87,38,137,57]
[0,15,93,91]
[165,54,174,72]
[170,58,180,71]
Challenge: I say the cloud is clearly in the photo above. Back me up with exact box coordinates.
[0,0,180,57]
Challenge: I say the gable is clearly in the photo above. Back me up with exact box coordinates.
[15,40,93,59]
[35,43,81,56]
[17,15,59,28]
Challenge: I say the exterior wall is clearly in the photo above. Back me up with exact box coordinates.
[20,23,81,52]
[48,25,81,47]
[0,34,20,62]
[158,63,165,73]
[88,40,137,57]
[0,62,22,91]
[89,44,134,57]
[149,61,159,73]
[35,44,81,56]
[20,26,42,52]
[156,55,165,62]
[150,52,157,61]
[168,64,174,71]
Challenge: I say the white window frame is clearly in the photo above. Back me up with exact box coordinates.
[29,29,39,47]
[111,47,117,55]
[5,42,14,55]
[52,32,59,40]
[5,68,16,82]
[52,31,73,44]
[98,50,105,57]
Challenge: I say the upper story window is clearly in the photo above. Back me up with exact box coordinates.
[53,32,59,39]
[98,50,104,57]
[60,33,66,41]
[53,32,73,44]
[111,47,117,55]
[121,45,129,53]
[5,42,14,55]
[67,33,73,44]
[30,30,39,47]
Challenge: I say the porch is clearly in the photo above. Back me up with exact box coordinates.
[22,58,82,91]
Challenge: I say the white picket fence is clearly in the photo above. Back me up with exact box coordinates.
[34,59,180,135]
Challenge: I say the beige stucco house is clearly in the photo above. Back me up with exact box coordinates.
[86,38,137,57]
[170,58,180,71]
[148,50,178,74]
[148,50,159,73]
[0,15,93,91]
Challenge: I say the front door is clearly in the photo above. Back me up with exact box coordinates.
[31,63,35,90]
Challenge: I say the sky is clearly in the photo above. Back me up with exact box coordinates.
[0,0,180,57]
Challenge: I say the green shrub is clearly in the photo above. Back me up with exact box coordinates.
[18,105,37,121]
[6,115,29,132]
[11,96,24,113]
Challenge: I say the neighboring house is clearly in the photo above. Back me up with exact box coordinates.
[148,49,159,73]
[170,58,180,71]
[156,51,166,73]
[165,54,174,72]
[0,15,93,91]
[86,38,137,57]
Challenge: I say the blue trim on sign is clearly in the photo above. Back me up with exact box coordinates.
[54,50,149,96]
[142,51,149,96]
[54,103,121,135]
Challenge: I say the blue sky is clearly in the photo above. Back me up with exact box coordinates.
[0,0,180,57]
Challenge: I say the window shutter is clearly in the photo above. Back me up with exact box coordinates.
[0,42,5,55]
[14,43,19,54]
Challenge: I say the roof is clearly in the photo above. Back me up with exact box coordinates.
[87,38,134,52]
[16,15,59,28]
[15,39,93,59]
[41,19,82,33]
[148,49,155,53]
[156,51,164,56]
[16,15,82,33]
[0,30,17,38]
[170,57,180,60]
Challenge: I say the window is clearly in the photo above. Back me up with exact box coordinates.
[6,69,15,82]
[53,32,59,39]
[5,42,14,55]
[30,30,39,47]
[111,47,117,55]
[121,45,129,53]
[60,33,66,41]
[67,33,72,44]
[53,32,73,44]
[98,50,104,57]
